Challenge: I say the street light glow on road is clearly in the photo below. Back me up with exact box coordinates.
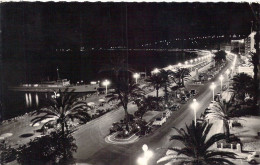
[210,82,216,101]
[137,144,153,165]
[190,99,199,126]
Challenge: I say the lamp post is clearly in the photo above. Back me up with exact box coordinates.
[137,144,153,165]
[210,82,216,101]
[191,99,199,126]
[102,80,110,95]
[219,75,224,94]
[133,73,140,84]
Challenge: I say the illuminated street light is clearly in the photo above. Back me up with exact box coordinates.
[137,144,153,165]
[133,73,140,84]
[210,82,216,101]
[102,80,110,95]
[219,75,224,94]
[190,99,199,126]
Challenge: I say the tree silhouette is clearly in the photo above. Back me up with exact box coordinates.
[106,80,144,131]
[159,121,236,165]
[31,89,91,137]
[231,73,254,104]
[204,99,234,141]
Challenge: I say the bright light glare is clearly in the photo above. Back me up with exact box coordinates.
[142,144,148,152]
[210,82,216,90]
[137,157,147,165]
[190,99,199,110]
[219,75,224,81]
[102,80,110,86]
[144,150,153,159]
[133,73,140,79]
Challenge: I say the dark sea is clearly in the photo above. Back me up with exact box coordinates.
[1,50,198,120]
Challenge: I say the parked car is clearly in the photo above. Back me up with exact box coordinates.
[190,89,197,96]
[152,116,166,126]
[169,104,180,111]
[162,110,172,119]
[181,96,188,103]
[247,151,260,164]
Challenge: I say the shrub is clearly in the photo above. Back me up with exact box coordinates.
[16,131,77,165]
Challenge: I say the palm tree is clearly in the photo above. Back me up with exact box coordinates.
[231,73,254,103]
[214,50,227,67]
[204,99,234,141]
[106,80,144,131]
[159,69,176,105]
[134,96,158,119]
[145,73,164,110]
[160,121,236,165]
[174,68,190,87]
[31,89,91,137]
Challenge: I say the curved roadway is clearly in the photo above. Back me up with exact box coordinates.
[73,60,232,165]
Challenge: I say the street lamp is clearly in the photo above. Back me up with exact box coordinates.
[210,82,216,101]
[137,144,153,165]
[219,75,224,94]
[102,80,110,95]
[190,99,199,126]
[133,73,140,84]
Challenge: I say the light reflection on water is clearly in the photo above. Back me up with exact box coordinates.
[25,93,39,108]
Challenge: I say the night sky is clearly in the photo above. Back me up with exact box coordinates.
[1,2,254,57]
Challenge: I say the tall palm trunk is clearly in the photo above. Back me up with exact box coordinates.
[164,84,168,105]
[123,105,130,132]
[224,120,230,141]
[156,87,159,110]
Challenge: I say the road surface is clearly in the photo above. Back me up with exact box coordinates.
[73,60,233,165]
